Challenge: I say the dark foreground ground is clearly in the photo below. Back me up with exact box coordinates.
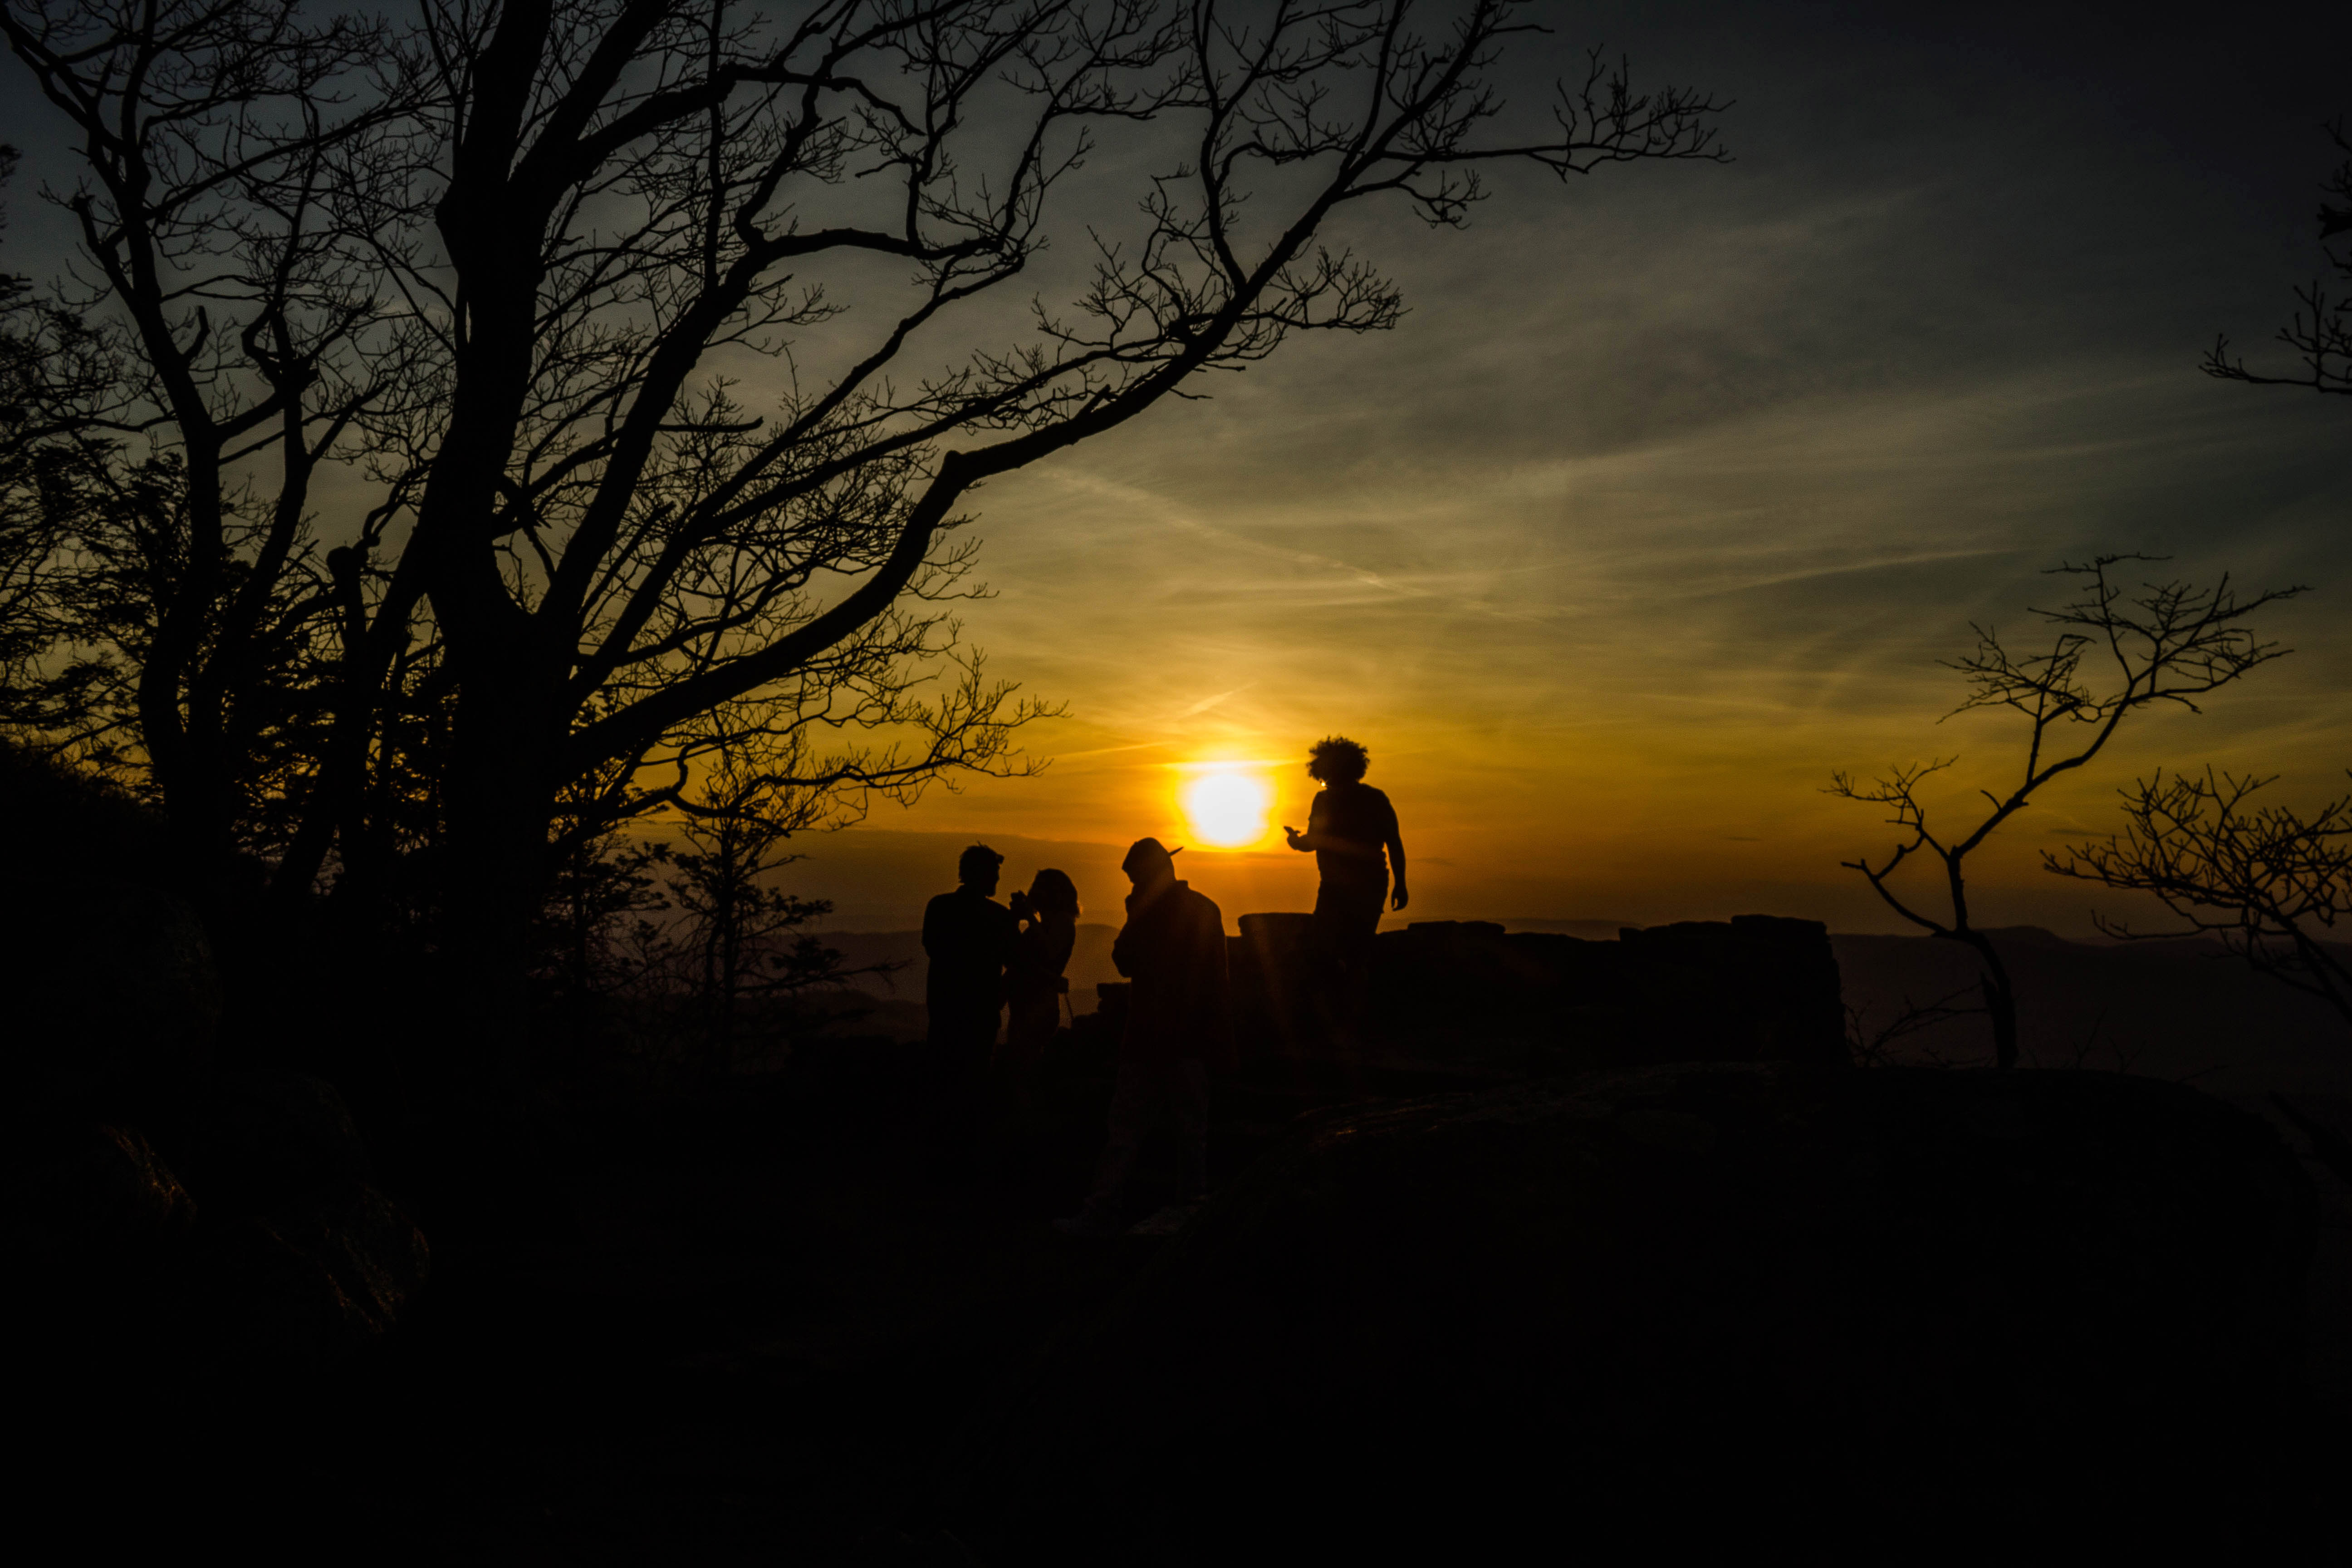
[39,1033,2348,1563]
[37,1040,1297,1559]
[372,1057,1191,1561]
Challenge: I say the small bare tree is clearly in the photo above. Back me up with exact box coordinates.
[537,813,672,1018]
[2204,117,2352,398]
[2047,767,2352,1030]
[664,744,853,1073]
[536,742,902,1075]
[1842,985,1984,1068]
[1831,556,2301,1068]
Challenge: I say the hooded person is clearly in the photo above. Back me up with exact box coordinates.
[1055,837,1233,1238]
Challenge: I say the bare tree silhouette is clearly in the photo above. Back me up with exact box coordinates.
[2204,117,2352,398]
[2047,764,2352,1184]
[0,2,1727,1049]
[0,143,147,747]
[2047,767,2352,1032]
[0,0,429,897]
[1842,984,1984,1068]
[537,812,672,1021]
[1831,556,2300,1068]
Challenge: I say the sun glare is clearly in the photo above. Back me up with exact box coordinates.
[1181,769,1272,848]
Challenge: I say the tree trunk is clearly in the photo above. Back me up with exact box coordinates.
[137,645,237,913]
[1980,969,2019,1070]
[1962,932,2021,1070]
[436,657,561,1083]
[1933,927,2021,1069]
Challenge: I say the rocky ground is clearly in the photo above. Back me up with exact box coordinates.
[15,741,2343,1556]
[19,902,2351,1558]
[41,1041,1229,1559]
[41,1042,2343,1562]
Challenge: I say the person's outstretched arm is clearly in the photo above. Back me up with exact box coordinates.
[1284,791,1326,852]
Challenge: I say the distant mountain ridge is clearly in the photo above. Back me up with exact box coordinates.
[819,918,1639,1008]
[811,918,2352,1108]
[1835,926,2352,1098]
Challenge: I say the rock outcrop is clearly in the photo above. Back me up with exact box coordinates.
[175,1070,376,1210]
[1229,912,1849,1074]
[193,1179,432,1375]
[966,1062,2316,1555]
[1,745,430,1382]
[12,1077,431,1382]
[9,1121,198,1270]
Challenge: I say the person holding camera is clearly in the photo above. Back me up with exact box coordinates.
[1004,868,1081,1071]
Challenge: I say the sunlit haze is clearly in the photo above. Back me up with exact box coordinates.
[737,7,2350,938]
[1179,769,1275,851]
[13,8,2332,938]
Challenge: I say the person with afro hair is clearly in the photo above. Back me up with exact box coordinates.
[1284,735,1407,985]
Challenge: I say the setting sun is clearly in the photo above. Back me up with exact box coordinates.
[1181,770,1273,848]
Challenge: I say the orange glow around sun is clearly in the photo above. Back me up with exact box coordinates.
[1180,768,1273,848]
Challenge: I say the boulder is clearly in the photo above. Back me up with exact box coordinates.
[1227,913,1849,1074]
[965,1063,2316,1556]
[1616,914,1847,1066]
[7,1077,432,1382]
[172,1071,372,1210]
[193,1181,431,1376]
[7,1122,205,1377]
[7,1121,197,1267]
[1228,913,1320,1058]
[0,750,430,1380]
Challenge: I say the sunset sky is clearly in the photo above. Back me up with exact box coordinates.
[11,3,2343,938]
[743,4,2348,936]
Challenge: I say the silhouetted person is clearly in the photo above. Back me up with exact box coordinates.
[1056,838,1230,1238]
[1003,868,1080,1073]
[1283,735,1408,985]
[923,843,1018,1169]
